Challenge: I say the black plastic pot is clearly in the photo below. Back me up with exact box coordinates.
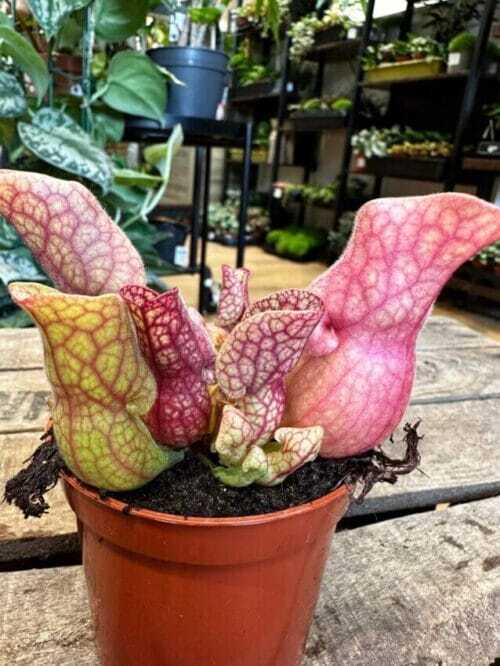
[148,46,229,119]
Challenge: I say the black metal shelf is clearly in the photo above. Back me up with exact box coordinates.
[286,113,347,132]
[228,79,297,105]
[358,156,499,189]
[124,114,253,313]
[363,157,449,181]
[306,34,361,63]
[333,0,500,225]
[124,114,249,148]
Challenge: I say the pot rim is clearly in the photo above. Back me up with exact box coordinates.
[147,45,228,58]
[62,470,350,529]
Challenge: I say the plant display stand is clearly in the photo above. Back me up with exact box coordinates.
[363,58,445,83]
[334,0,500,225]
[125,115,253,312]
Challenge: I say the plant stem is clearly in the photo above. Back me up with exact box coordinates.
[81,2,96,133]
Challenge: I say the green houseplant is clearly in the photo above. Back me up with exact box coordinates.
[2,169,500,663]
[146,0,231,118]
[363,35,445,83]
[0,1,183,326]
[447,31,500,74]
[288,0,356,62]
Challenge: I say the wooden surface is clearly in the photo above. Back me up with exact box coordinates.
[304,497,500,665]
[348,398,500,516]
[1,497,498,665]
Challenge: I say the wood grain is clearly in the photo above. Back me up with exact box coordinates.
[348,398,500,517]
[0,328,43,370]
[411,347,500,403]
[1,317,498,436]
[304,496,500,665]
[0,498,498,665]
[0,369,50,434]
[416,315,500,350]
[1,315,496,374]
[0,432,75,542]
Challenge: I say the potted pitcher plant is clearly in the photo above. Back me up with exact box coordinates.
[2,165,500,666]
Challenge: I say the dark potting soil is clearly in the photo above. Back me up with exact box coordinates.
[5,424,422,519]
[108,422,422,517]
[110,450,346,518]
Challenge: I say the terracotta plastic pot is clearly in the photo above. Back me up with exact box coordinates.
[63,473,350,666]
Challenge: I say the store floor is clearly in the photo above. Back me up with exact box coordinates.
[168,242,500,343]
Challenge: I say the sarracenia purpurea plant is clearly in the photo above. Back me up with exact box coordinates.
[1,167,500,491]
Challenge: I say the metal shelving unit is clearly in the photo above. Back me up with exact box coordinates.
[125,115,253,312]
[333,0,500,226]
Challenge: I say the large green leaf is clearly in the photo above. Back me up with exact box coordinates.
[18,107,113,192]
[55,14,83,51]
[95,0,149,42]
[0,72,26,117]
[101,51,166,124]
[113,168,163,188]
[144,124,183,182]
[0,26,49,102]
[93,107,124,146]
[106,183,148,211]
[27,0,92,39]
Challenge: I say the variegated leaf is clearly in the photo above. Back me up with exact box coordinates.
[0,71,27,117]
[28,0,92,39]
[18,108,113,191]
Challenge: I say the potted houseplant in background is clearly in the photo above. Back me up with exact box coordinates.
[3,168,500,665]
[288,0,357,62]
[447,32,479,72]
[0,0,184,327]
[363,36,445,84]
[146,0,231,118]
[447,31,500,76]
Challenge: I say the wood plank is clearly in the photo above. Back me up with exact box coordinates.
[3,344,498,438]
[0,327,43,370]
[412,346,500,404]
[0,311,497,375]
[1,320,498,436]
[1,317,478,373]
[348,399,500,517]
[416,315,500,350]
[0,565,96,665]
[0,497,498,665]
[305,496,500,665]
[0,369,50,434]
[0,432,75,542]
